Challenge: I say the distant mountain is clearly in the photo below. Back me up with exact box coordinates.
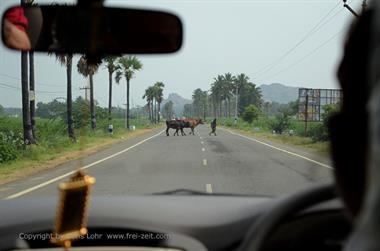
[161,93,192,116]
[259,83,299,104]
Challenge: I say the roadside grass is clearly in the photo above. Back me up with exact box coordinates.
[0,116,162,183]
[207,117,330,156]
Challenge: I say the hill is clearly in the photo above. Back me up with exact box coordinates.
[161,93,192,116]
[259,83,299,104]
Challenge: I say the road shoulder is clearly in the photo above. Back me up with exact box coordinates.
[0,127,163,186]
[220,127,332,168]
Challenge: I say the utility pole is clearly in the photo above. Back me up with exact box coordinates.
[234,86,238,125]
[29,52,36,139]
[79,86,90,101]
[304,94,309,136]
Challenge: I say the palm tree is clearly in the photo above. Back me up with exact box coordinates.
[51,53,75,139]
[222,73,235,117]
[26,0,37,139]
[19,0,35,144]
[115,56,142,129]
[77,56,100,130]
[153,82,165,123]
[142,86,155,122]
[104,56,118,125]
[211,75,225,117]
[29,51,36,139]
[21,50,35,144]
[151,85,158,123]
[234,73,250,118]
[192,88,208,119]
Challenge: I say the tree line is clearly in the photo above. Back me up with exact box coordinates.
[19,51,145,145]
[184,73,263,119]
[142,82,165,124]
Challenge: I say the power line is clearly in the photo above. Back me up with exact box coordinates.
[252,0,343,79]
[0,81,65,94]
[256,28,344,83]
[0,73,66,88]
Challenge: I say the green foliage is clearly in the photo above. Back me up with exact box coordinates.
[192,88,208,118]
[310,104,339,142]
[270,107,292,134]
[0,116,155,165]
[242,105,260,123]
[0,120,23,163]
[238,82,262,113]
[0,104,4,117]
[115,55,143,82]
[0,141,19,163]
[262,100,298,117]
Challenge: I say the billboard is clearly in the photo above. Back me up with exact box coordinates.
[298,88,342,122]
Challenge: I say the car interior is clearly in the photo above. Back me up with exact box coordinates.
[1,0,380,251]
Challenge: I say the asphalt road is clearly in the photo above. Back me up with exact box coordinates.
[0,125,333,199]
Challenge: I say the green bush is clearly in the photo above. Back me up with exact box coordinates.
[270,111,291,134]
[242,105,260,123]
[0,141,19,163]
[308,124,328,142]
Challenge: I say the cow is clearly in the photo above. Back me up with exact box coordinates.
[166,120,188,136]
[182,118,204,135]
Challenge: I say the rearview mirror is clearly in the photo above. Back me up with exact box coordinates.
[2,5,183,54]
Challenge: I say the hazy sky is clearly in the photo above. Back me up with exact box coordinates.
[0,0,362,108]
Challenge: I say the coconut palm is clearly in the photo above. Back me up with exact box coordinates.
[153,82,165,123]
[26,0,38,139]
[210,75,225,117]
[49,53,76,139]
[192,88,208,119]
[222,73,235,117]
[234,73,250,118]
[19,0,35,144]
[142,86,155,122]
[104,56,118,124]
[77,55,100,130]
[115,56,142,129]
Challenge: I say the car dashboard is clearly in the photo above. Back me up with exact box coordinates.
[0,195,351,251]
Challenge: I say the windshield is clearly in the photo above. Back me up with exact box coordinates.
[0,0,360,199]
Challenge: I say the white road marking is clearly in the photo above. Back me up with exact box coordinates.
[223,128,333,170]
[202,147,205,152]
[203,159,208,166]
[4,130,165,199]
[206,184,213,194]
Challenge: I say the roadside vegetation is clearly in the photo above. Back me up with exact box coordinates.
[0,113,156,180]
[0,52,168,178]
[186,72,340,154]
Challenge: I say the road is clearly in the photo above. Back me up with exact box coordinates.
[0,125,333,199]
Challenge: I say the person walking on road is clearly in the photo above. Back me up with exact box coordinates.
[209,118,217,136]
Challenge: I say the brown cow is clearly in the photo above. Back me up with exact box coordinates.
[182,118,204,135]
